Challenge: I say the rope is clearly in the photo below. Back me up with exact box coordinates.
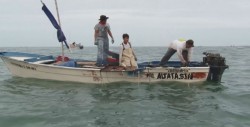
[54,0,65,61]
[54,0,61,27]
[40,0,44,4]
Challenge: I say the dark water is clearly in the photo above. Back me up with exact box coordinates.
[0,47,250,127]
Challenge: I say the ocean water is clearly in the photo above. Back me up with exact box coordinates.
[0,46,250,127]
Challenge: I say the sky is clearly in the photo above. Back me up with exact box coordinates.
[0,0,249,47]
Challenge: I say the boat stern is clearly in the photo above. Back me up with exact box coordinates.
[203,52,229,82]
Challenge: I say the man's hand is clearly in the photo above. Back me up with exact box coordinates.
[135,57,137,61]
[111,39,115,44]
[182,61,188,67]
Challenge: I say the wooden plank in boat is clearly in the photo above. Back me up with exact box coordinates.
[77,61,96,65]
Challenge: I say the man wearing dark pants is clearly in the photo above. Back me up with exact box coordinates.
[159,39,194,66]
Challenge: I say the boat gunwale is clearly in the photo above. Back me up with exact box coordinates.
[1,55,210,83]
[2,56,210,72]
[1,56,102,71]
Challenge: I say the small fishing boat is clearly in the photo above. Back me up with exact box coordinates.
[0,51,228,84]
[0,1,228,84]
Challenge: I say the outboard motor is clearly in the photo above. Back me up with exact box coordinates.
[203,52,229,82]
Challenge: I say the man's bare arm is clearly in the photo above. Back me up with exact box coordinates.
[108,30,114,40]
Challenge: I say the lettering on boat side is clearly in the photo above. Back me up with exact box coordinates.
[165,68,190,73]
[145,73,155,78]
[157,73,193,80]
[11,62,37,71]
[93,77,102,82]
[91,71,102,82]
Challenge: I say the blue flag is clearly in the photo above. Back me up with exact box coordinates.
[42,4,69,49]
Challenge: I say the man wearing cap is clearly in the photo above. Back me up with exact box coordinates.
[159,39,194,66]
[94,15,115,66]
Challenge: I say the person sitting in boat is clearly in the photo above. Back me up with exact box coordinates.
[159,39,194,66]
[94,15,115,66]
[119,33,138,69]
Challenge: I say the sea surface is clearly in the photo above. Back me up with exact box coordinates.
[0,46,250,127]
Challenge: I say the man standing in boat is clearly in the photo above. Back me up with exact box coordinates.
[94,15,115,66]
[159,39,194,66]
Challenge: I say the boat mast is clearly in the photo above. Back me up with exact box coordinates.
[54,0,64,62]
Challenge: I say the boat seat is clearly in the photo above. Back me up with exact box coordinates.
[24,55,55,64]
[32,59,56,64]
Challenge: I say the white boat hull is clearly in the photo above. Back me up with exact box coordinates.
[1,56,209,84]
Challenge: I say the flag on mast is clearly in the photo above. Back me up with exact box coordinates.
[41,3,69,49]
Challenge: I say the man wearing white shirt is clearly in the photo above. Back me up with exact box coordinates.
[159,39,194,66]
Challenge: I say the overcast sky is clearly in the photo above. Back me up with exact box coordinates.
[0,0,249,47]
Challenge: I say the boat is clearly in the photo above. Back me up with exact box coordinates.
[0,1,228,84]
[0,51,228,84]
